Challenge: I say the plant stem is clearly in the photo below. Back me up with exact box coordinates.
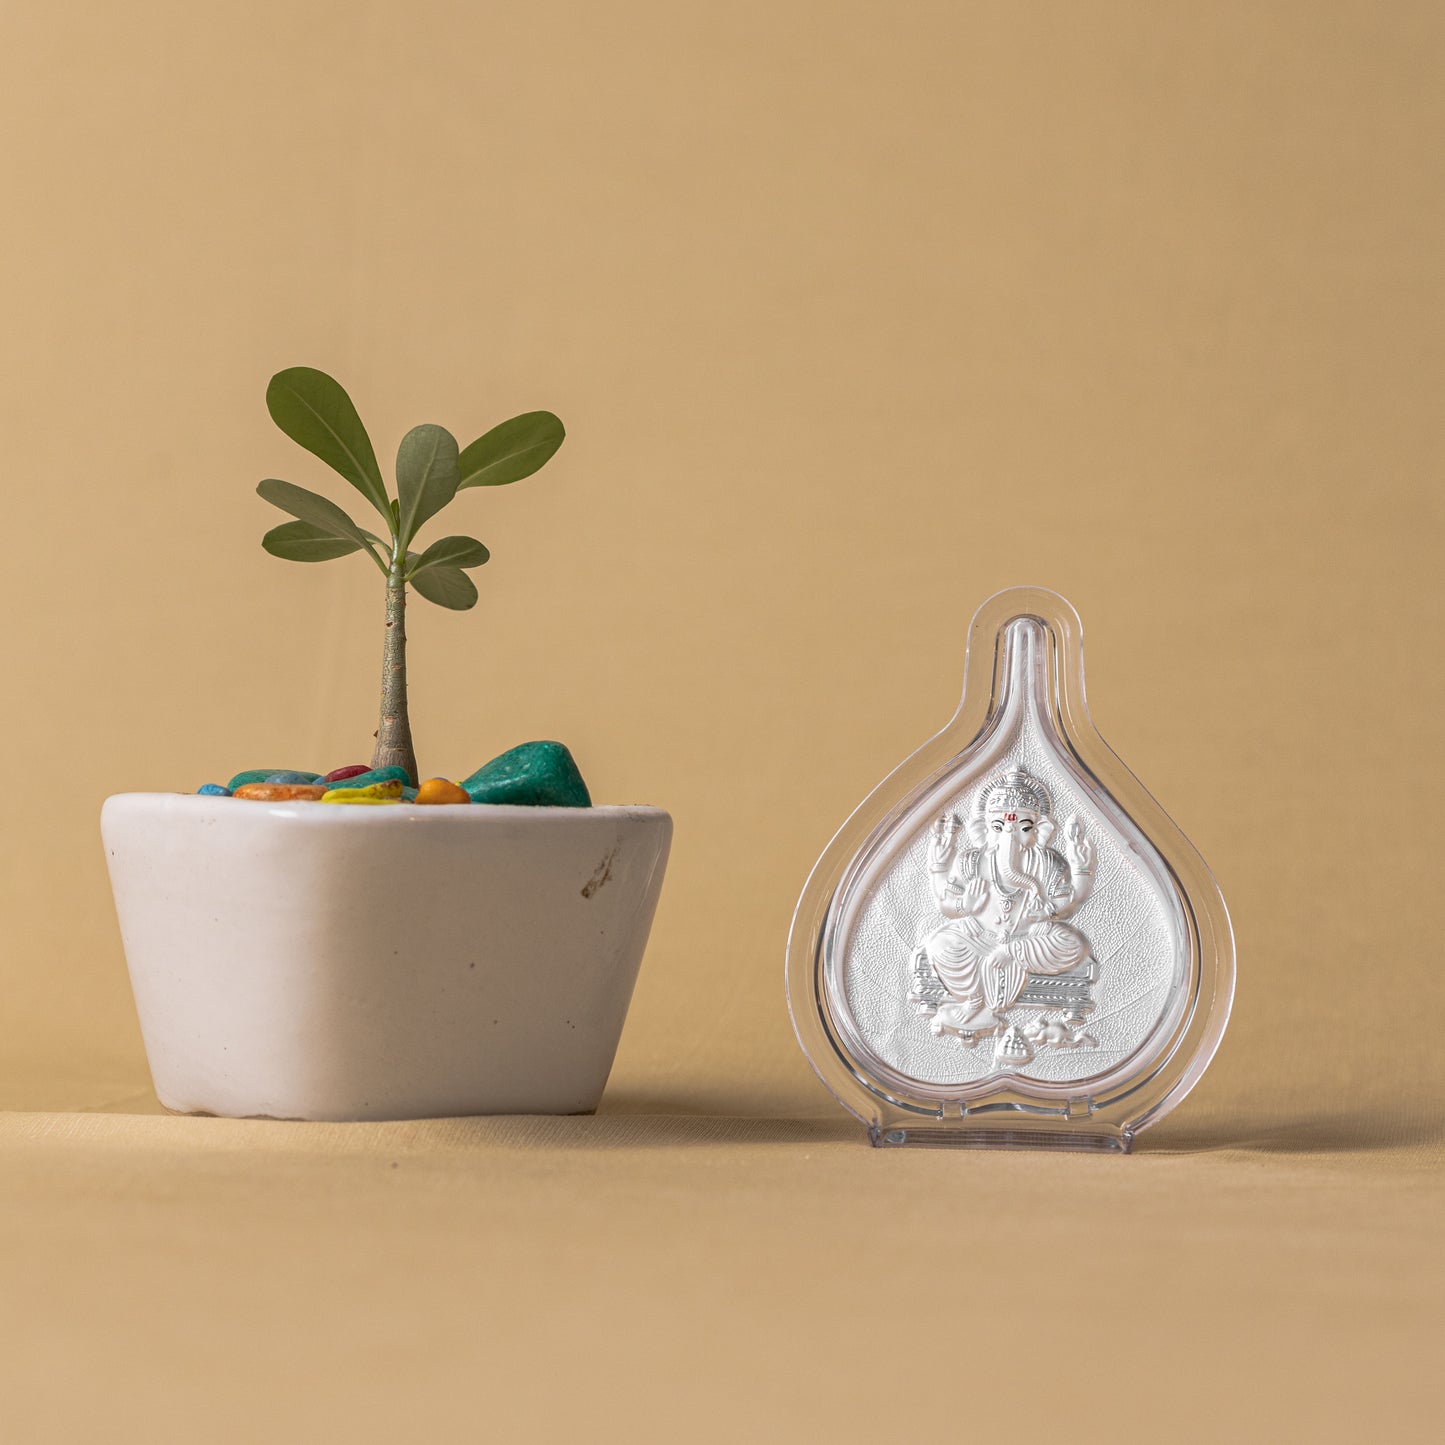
[372,563,418,784]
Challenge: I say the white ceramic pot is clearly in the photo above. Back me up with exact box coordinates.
[101,794,672,1121]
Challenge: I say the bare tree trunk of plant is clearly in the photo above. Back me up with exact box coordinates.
[372,566,418,784]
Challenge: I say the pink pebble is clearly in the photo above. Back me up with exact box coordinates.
[321,764,371,784]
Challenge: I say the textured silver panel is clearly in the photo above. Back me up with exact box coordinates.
[828,622,1187,1094]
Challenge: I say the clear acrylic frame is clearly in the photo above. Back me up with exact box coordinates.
[786,586,1234,1152]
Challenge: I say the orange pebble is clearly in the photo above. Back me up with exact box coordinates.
[232,783,329,802]
[415,777,471,805]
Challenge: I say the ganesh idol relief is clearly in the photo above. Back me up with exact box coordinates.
[908,767,1099,1067]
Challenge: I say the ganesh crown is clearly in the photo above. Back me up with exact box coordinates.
[979,767,1052,817]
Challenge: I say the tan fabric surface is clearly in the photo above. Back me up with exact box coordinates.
[1,1091,1440,1444]
[2,2,1442,1440]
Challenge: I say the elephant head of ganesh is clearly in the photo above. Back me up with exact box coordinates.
[965,767,1056,890]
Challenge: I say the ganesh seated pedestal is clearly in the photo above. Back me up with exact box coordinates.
[913,958,1099,1059]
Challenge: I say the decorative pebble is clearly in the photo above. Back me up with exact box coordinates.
[233,782,329,802]
[227,767,319,791]
[415,777,471,805]
[326,765,410,791]
[461,741,591,808]
[320,764,371,784]
[402,786,419,802]
[196,783,232,797]
[319,779,406,805]
[265,770,319,785]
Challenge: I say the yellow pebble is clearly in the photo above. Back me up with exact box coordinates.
[415,777,471,805]
[233,783,328,802]
[320,780,406,804]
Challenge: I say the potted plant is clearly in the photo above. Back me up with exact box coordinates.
[101,369,672,1121]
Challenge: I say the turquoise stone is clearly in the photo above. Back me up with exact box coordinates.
[226,768,319,791]
[462,741,591,808]
[197,783,231,796]
[329,765,410,791]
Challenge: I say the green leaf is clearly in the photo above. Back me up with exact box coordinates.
[407,534,490,579]
[396,424,460,546]
[257,478,373,549]
[456,411,564,489]
[410,564,478,610]
[266,368,393,529]
[261,520,364,562]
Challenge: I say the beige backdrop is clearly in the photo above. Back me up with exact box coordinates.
[1,2,1440,1441]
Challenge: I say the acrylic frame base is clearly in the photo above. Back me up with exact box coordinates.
[786,585,1234,1153]
[871,1124,1132,1154]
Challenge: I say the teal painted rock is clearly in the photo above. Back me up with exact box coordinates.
[226,767,320,791]
[329,765,411,791]
[462,741,591,808]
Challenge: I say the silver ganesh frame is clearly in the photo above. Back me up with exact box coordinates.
[786,586,1234,1152]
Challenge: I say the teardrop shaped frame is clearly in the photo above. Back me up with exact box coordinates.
[786,585,1234,1151]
